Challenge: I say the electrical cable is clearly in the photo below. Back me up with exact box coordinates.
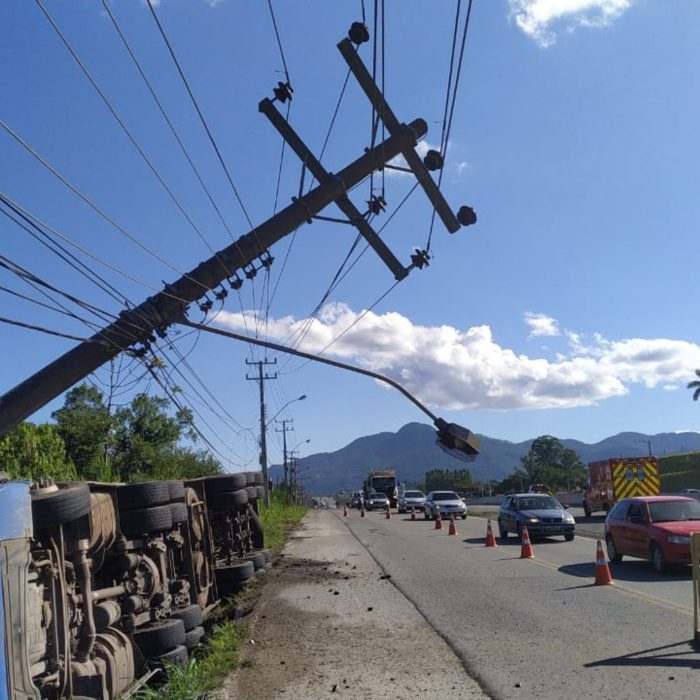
[0,315,109,344]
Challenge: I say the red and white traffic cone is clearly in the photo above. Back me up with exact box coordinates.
[448,514,457,536]
[410,508,416,521]
[594,539,614,585]
[484,519,498,547]
[520,526,534,558]
[435,510,442,530]
[343,504,348,517]
[385,504,392,519]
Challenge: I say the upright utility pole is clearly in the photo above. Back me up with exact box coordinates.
[246,359,277,506]
[275,418,293,495]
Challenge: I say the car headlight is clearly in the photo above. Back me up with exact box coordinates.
[668,535,690,544]
[564,515,575,523]
[527,517,540,523]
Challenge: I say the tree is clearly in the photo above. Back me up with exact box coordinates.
[688,369,700,401]
[53,384,112,480]
[0,422,76,481]
[425,468,474,492]
[520,435,586,491]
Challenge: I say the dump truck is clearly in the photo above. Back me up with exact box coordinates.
[582,457,661,516]
[0,471,267,699]
[364,470,398,507]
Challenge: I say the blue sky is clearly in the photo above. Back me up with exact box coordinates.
[2,0,700,472]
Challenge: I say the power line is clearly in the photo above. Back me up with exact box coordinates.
[0,315,108,344]
[267,0,291,84]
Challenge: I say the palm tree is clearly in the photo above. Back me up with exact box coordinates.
[688,369,700,401]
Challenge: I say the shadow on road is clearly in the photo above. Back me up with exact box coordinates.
[557,560,693,582]
[585,640,700,670]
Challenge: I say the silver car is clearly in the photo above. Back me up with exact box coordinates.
[366,492,389,511]
[424,491,467,520]
[398,490,426,513]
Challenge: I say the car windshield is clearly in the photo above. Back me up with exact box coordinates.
[432,492,459,501]
[516,496,559,510]
[648,500,700,522]
[404,491,423,498]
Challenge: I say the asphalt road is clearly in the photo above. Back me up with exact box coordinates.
[340,508,700,700]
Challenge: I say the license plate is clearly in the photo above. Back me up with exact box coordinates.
[544,526,560,533]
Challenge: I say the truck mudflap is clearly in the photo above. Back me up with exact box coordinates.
[0,481,40,700]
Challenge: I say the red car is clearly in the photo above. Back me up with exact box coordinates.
[605,496,700,573]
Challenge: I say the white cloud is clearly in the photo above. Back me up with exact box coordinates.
[215,305,700,412]
[508,0,633,47]
[525,312,560,337]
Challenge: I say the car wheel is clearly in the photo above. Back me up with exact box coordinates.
[424,510,429,520]
[651,543,668,574]
[605,535,622,563]
[583,502,592,518]
[461,514,467,520]
[498,519,508,538]
[564,533,574,542]
[516,523,523,540]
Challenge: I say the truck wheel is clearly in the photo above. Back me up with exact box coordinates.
[133,619,186,657]
[203,473,246,494]
[583,502,592,518]
[165,480,186,502]
[215,561,255,596]
[604,503,611,514]
[118,481,170,510]
[243,551,266,571]
[32,483,92,529]
[120,505,173,536]
[184,626,205,650]
[169,502,189,524]
[606,535,622,563]
[170,604,204,632]
[152,644,188,666]
[206,488,248,511]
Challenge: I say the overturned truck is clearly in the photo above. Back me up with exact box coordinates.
[0,471,269,699]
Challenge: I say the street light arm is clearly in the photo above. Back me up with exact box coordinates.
[180,318,439,422]
[178,318,479,459]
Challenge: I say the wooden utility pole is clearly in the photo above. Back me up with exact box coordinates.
[246,359,276,506]
[0,35,475,436]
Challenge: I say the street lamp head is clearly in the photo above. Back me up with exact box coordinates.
[298,394,307,401]
[433,418,480,462]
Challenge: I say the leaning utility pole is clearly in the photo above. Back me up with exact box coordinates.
[0,27,476,436]
[246,359,276,506]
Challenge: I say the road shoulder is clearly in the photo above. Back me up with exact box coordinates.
[219,509,489,699]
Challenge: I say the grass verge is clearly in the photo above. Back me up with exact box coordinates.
[133,490,306,699]
[259,489,307,552]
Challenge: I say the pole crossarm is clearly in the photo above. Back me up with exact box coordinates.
[259,97,408,281]
[337,38,462,234]
[0,119,426,435]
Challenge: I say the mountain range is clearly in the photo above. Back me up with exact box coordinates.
[269,422,700,495]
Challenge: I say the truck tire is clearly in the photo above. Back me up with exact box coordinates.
[169,502,189,524]
[170,604,204,631]
[215,561,254,595]
[206,489,248,511]
[203,473,246,495]
[152,644,188,666]
[252,472,263,486]
[32,483,92,529]
[243,551,266,571]
[118,482,170,510]
[120,505,173,536]
[166,480,186,502]
[244,471,258,486]
[184,626,205,650]
[246,486,258,501]
[132,619,185,657]
[256,486,265,499]
[261,548,271,565]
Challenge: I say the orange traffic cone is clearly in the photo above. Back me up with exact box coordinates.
[520,526,534,558]
[435,511,442,530]
[410,508,416,521]
[360,506,366,518]
[385,504,392,519]
[594,539,614,585]
[485,519,498,547]
[448,514,457,536]
[343,504,348,517]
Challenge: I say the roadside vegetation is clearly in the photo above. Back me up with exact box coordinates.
[134,491,306,699]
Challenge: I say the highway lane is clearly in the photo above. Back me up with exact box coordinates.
[340,509,699,700]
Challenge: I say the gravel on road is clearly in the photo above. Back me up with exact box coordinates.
[220,509,490,700]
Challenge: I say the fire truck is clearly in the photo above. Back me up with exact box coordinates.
[582,457,661,516]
